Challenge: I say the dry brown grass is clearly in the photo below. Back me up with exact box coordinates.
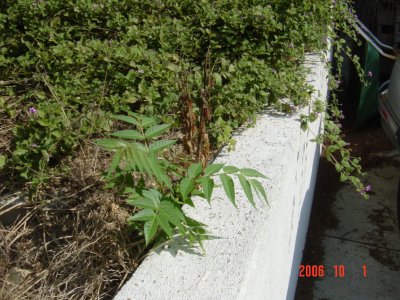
[0,142,143,300]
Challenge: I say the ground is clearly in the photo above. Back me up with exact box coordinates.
[295,118,400,299]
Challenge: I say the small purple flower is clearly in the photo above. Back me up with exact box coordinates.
[288,43,294,49]
[138,69,144,74]
[360,184,373,195]
[28,107,38,114]
[367,71,373,78]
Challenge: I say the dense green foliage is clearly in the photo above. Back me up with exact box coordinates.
[1,0,337,183]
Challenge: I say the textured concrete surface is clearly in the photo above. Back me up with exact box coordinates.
[313,152,400,300]
[114,54,329,300]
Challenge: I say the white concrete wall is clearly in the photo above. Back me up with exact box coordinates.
[115,53,329,300]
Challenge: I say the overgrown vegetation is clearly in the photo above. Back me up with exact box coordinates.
[0,0,333,186]
[0,0,365,298]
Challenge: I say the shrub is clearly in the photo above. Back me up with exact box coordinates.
[1,0,335,185]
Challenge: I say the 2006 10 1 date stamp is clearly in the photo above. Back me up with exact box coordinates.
[299,264,367,278]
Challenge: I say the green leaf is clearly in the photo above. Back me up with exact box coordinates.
[148,153,172,189]
[204,163,224,176]
[142,189,162,208]
[223,166,239,174]
[50,16,61,27]
[12,148,27,156]
[188,163,203,179]
[124,145,146,172]
[249,179,268,203]
[112,115,141,127]
[335,163,343,172]
[0,155,6,169]
[314,100,325,113]
[191,189,205,197]
[237,174,255,207]
[180,178,194,199]
[144,217,158,244]
[156,214,173,237]
[200,177,214,203]
[133,142,148,152]
[186,216,207,230]
[167,63,181,72]
[144,124,171,139]
[108,150,122,173]
[213,73,222,87]
[300,121,308,131]
[340,173,348,182]
[110,130,143,140]
[240,168,267,178]
[136,115,157,128]
[149,139,177,152]
[127,190,160,211]
[128,197,158,210]
[95,139,126,150]
[220,174,236,207]
[129,209,156,222]
[309,112,318,123]
[159,200,185,231]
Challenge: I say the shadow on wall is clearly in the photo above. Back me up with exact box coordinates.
[286,138,322,300]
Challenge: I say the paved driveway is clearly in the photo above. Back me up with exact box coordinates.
[296,150,400,300]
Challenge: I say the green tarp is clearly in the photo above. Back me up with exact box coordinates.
[356,42,380,127]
